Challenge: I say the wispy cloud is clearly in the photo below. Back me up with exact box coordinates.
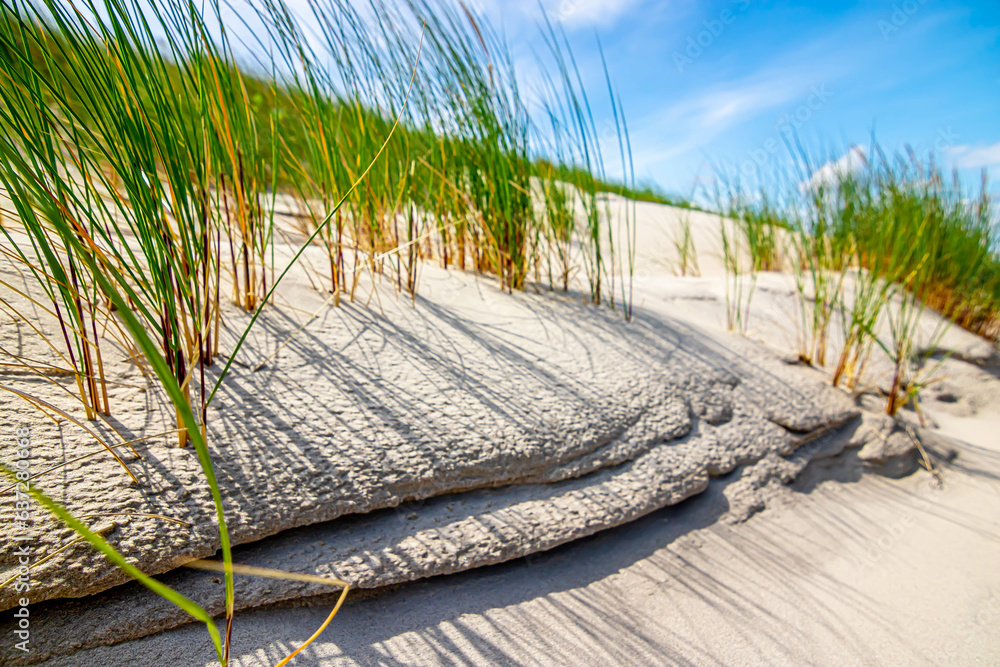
[547,0,645,28]
[469,0,644,30]
[665,77,805,128]
[946,141,1000,169]
[627,65,835,170]
[619,7,884,180]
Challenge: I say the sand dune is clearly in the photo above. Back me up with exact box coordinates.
[2,197,998,665]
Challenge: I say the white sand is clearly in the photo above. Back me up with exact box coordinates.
[3,194,999,665]
[53,407,1000,666]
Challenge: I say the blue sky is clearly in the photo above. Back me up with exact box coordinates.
[474,0,1000,198]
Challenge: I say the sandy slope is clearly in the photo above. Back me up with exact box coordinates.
[53,409,1000,666]
[0,226,855,616]
[3,194,999,665]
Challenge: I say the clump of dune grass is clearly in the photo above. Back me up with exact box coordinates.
[0,0,641,662]
[0,0,395,662]
[825,149,995,416]
[539,176,576,290]
[0,0,280,446]
[714,180,784,334]
[0,0,299,658]
[672,209,699,277]
[729,140,998,415]
[718,214,754,334]
[0,0,640,441]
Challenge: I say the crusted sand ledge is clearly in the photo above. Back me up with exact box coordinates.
[54,409,995,667]
[1,396,867,665]
[0,230,855,613]
[3,199,996,665]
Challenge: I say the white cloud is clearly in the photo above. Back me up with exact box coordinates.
[946,141,1000,169]
[452,0,643,31]
[543,0,645,29]
[800,145,867,192]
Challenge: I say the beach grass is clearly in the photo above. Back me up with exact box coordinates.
[3,0,997,658]
[718,142,998,413]
[0,0,642,661]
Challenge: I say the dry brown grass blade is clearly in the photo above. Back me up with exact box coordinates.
[0,347,144,458]
[1,263,156,379]
[0,286,78,369]
[183,559,350,667]
[0,431,177,495]
[0,345,145,387]
[0,382,139,483]
[904,424,943,486]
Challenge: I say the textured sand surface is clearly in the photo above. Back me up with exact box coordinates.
[2,196,997,665]
[0,231,860,613]
[0,378,866,664]
[39,408,1000,667]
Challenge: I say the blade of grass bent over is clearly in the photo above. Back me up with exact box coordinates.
[35,218,238,662]
[0,464,225,664]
